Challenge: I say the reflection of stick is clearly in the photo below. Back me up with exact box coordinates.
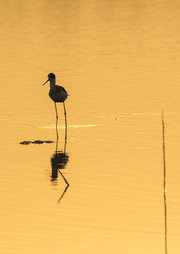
[162,111,168,254]
[58,170,69,204]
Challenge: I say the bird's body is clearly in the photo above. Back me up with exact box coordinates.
[49,85,68,103]
[43,73,68,140]
[44,73,68,103]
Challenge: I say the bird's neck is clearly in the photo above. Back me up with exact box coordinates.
[50,80,56,89]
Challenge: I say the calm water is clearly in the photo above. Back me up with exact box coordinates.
[1,0,180,253]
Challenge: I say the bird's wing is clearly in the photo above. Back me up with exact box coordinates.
[59,86,68,94]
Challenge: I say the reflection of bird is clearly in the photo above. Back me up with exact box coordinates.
[42,73,68,140]
[51,152,69,181]
[50,137,69,203]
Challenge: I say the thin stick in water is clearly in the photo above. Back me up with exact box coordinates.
[162,111,168,254]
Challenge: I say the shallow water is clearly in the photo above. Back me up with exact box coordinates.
[0,0,180,253]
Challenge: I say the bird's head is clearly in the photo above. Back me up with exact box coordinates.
[42,73,56,86]
[48,73,55,80]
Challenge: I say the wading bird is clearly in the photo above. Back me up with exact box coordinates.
[42,73,68,140]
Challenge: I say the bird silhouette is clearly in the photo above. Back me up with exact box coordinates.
[43,73,68,140]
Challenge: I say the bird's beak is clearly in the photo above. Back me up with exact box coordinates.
[42,79,50,86]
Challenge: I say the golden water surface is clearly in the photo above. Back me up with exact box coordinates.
[0,0,180,253]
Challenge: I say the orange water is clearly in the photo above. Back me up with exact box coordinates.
[0,0,180,253]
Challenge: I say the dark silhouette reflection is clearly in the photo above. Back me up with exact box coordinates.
[51,138,69,204]
[162,111,168,254]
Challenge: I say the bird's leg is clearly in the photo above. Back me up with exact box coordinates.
[63,102,67,141]
[54,102,59,141]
